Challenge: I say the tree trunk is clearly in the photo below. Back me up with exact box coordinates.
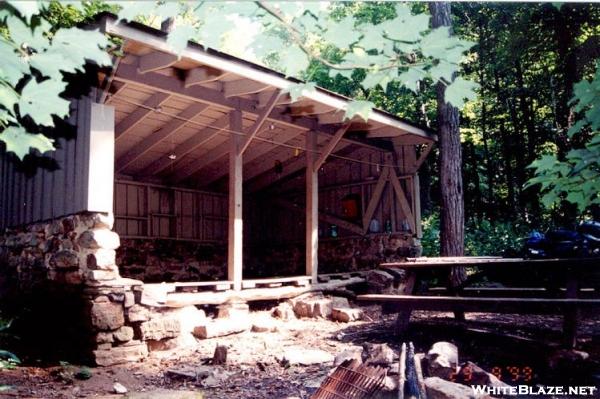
[428,2,466,289]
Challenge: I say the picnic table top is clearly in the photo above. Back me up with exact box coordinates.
[381,256,599,269]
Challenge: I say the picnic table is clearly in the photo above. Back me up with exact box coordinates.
[358,257,600,348]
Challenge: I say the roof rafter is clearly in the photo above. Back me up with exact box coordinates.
[314,123,350,170]
[197,126,305,187]
[238,89,281,155]
[185,66,229,87]
[137,51,178,74]
[114,92,171,140]
[113,63,392,152]
[116,102,209,172]
[139,113,230,178]
[223,79,271,97]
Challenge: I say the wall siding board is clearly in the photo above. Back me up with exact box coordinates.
[0,98,114,230]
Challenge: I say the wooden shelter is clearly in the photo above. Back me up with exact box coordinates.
[1,13,435,296]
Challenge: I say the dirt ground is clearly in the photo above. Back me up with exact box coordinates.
[1,305,599,399]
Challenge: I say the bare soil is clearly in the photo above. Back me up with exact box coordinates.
[1,305,599,399]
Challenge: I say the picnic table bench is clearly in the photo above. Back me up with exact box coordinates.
[358,257,600,348]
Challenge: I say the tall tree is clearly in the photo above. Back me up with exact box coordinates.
[428,2,465,265]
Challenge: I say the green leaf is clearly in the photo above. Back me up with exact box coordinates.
[361,70,395,91]
[429,60,455,83]
[567,119,586,138]
[420,26,451,58]
[344,100,374,122]
[6,16,34,47]
[358,25,385,52]
[398,67,427,93]
[166,24,196,55]
[0,126,54,159]
[444,77,479,108]
[8,1,40,21]
[51,28,111,68]
[280,45,309,77]
[323,16,360,49]
[18,79,70,126]
[529,154,558,172]
[0,83,18,116]
[283,82,316,102]
[0,43,29,85]
[115,1,155,22]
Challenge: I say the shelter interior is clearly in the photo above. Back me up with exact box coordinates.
[97,16,435,290]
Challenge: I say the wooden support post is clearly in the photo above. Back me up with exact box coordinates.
[413,174,422,238]
[228,110,244,291]
[306,130,319,284]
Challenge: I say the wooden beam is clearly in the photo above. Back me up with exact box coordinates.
[115,92,170,140]
[228,110,244,291]
[139,114,229,177]
[414,144,433,171]
[290,102,337,116]
[306,130,318,283]
[171,141,229,183]
[185,66,228,87]
[196,126,304,186]
[413,175,422,238]
[102,17,434,141]
[275,198,364,236]
[256,91,292,107]
[314,123,350,170]
[388,168,416,233]
[367,126,408,138]
[113,64,394,153]
[361,167,390,234]
[116,102,208,172]
[246,142,353,193]
[317,112,346,125]
[223,79,270,97]
[238,90,281,155]
[137,51,179,74]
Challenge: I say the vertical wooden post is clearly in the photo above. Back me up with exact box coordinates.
[305,130,318,284]
[413,174,422,238]
[228,110,243,291]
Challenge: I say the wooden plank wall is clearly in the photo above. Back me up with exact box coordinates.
[0,98,115,230]
[247,148,415,245]
[113,180,227,242]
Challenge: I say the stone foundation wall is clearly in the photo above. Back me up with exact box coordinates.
[116,238,226,282]
[117,234,421,281]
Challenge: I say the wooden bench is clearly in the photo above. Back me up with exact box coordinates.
[358,257,600,348]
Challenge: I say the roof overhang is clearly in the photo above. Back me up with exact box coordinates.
[96,13,436,143]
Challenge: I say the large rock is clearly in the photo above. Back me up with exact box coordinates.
[94,341,148,366]
[139,317,180,340]
[277,347,334,366]
[78,229,120,250]
[113,326,134,343]
[364,343,396,367]
[167,306,206,334]
[366,270,395,294]
[193,318,249,339]
[127,304,151,322]
[86,249,116,270]
[49,250,79,269]
[292,295,350,319]
[334,347,363,366]
[424,377,476,399]
[272,302,296,320]
[251,316,278,333]
[90,301,124,330]
[426,342,459,379]
[331,307,363,322]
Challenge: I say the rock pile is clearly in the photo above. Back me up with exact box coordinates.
[272,293,363,323]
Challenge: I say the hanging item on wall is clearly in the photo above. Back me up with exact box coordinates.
[341,193,362,221]
[369,218,381,233]
[274,160,283,175]
[385,219,392,233]
[330,224,338,238]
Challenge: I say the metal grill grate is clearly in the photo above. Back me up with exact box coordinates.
[311,359,387,399]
